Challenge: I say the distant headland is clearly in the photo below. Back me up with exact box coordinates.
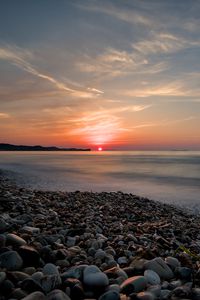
[0,143,91,151]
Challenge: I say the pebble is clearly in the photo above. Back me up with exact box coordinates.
[84,271,109,291]
[6,233,27,247]
[136,291,155,300]
[21,291,46,300]
[21,226,40,234]
[0,271,6,284]
[144,270,161,285]
[18,245,40,266]
[144,257,174,280]
[0,250,23,270]
[120,276,147,294]
[1,177,200,300]
[98,290,120,300]
[175,266,192,280]
[0,218,8,233]
[165,256,180,270]
[43,263,60,275]
[47,289,71,300]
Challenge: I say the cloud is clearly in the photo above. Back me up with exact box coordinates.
[0,44,103,98]
[132,32,200,55]
[76,1,153,27]
[0,112,10,118]
[123,82,185,98]
[67,103,151,144]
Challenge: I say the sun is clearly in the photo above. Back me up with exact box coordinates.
[98,147,103,151]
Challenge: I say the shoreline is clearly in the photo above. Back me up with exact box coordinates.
[1,174,200,299]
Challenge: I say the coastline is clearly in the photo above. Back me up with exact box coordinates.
[1,173,200,299]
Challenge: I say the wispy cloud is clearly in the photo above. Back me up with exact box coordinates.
[0,44,103,98]
[76,47,168,80]
[76,1,153,27]
[132,32,200,55]
[0,112,10,118]
[68,104,151,144]
[123,81,185,98]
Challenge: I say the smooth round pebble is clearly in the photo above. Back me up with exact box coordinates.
[120,276,147,294]
[0,250,23,271]
[47,289,71,300]
[144,270,161,285]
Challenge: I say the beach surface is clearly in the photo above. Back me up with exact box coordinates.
[1,174,200,299]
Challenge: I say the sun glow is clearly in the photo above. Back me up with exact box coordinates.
[98,147,103,151]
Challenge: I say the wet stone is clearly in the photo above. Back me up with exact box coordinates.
[22,291,46,300]
[0,250,23,271]
[0,271,6,284]
[144,270,160,285]
[47,289,71,300]
[165,256,180,270]
[0,279,15,296]
[6,233,27,247]
[136,291,155,300]
[98,290,120,300]
[144,257,174,280]
[18,245,40,267]
[120,276,147,295]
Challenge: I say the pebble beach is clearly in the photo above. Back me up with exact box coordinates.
[1,174,200,300]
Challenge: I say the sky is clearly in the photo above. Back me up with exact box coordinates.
[0,0,200,150]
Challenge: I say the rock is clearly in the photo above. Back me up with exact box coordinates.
[0,250,23,270]
[144,257,174,280]
[47,289,71,300]
[144,270,160,285]
[0,271,6,284]
[66,237,76,247]
[23,267,36,275]
[0,234,6,247]
[63,278,84,300]
[0,218,8,233]
[175,267,192,280]
[117,256,128,265]
[147,285,161,298]
[40,274,62,293]
[21,278,44,293]
[192,288,200,300]
[83,265,101,277]
[61,265,87,280]
[130,258,147,273]
[0,279,15,296]
[21,226,40,234]
[171,284,192,298]
[6,233,27,247]
[98,290,120,300]
[95,249,106,260]
[18,245,40,267]
[168,279,182,290]
[104,266,128,281]
[21,291,46,300]
[31,271,44,283]
[120,276,147,295]
[7,271,30,284]
[84,271,109,291]
[43,263,59,275]
[159,289,171,300]
[136,291,155,300]
[10,288,27,299]
[165,256,180,270]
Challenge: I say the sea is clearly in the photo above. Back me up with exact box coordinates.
[0,151,200,211]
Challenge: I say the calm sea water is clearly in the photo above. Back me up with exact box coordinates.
[0,151,200,210]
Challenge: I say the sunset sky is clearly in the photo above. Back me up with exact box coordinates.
[0,0,200,150]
